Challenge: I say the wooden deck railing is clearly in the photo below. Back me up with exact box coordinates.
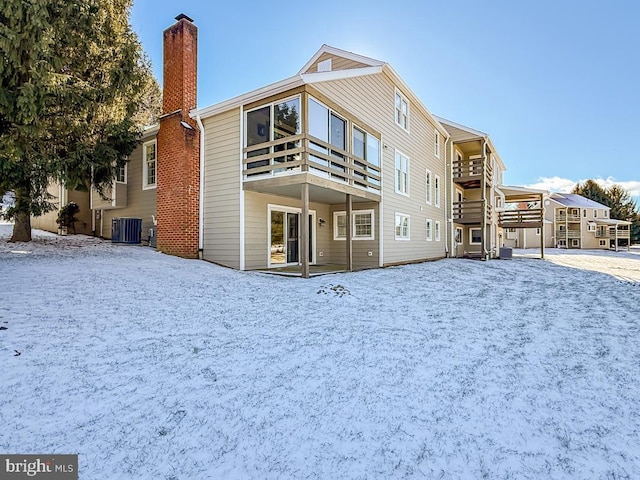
[556,230,581,239]
[452,157,493,185]
[452,200,491,223]
[498,208,543,227]
[555,214,581,222]
[243,133,382,193]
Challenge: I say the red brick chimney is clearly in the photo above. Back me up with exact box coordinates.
[157,13,200,258]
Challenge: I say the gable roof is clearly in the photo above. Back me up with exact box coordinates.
[297,45,385,75]
[435,116,505,171]
[550,193,610,209]
[193,45,450,138]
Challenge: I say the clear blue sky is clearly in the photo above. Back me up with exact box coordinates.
[131,0,640,200]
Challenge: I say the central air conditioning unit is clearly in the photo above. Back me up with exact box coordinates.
[111,218,142,244]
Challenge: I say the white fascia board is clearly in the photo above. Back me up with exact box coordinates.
[191,75,305,120]
[435,115,506,171]
[301,66,383,84]
[141,124,159,138]
[297,44,385,75]
[383,65,450,139]
[434,115,488,138]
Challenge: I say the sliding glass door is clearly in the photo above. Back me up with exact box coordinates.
[269,206,315,267]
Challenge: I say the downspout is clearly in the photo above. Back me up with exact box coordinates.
[196,114,205,258]
[481,138,488,259]
[449,137,455,257]
[443,133,450,257]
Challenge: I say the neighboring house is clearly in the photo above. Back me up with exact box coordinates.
[545,193,631,250]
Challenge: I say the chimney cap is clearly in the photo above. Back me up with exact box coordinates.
[175,13,194,23]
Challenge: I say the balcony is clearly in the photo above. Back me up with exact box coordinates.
[243,133,381,202]
[453,200,492,224]
[452,157,493,189]
[91,182,127,210]
[498,208,544,228]
[556,229,581,239]
[555,214,581,222]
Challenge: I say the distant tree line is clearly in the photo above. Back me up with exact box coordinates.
[573,180,640,243]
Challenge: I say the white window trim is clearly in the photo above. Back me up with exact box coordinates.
[394,89,409,133]
[395,213,410,241]
[434,174,441,208]
[425,169,432,205]
[116,161,128,184]
[267,204,317,268]
[142,140,157,190]
[426,219,433,241]
[333,209,375,241]
[469,227,482,245]
[572,239,580,247]
[455,227,463,244]
[434,129,440,158]
[394,149,410,197]
[435,221,441,241]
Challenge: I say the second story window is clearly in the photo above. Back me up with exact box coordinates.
[395,91,409,131]
[434,130,440,157]
[395,150,409,196]
[245,96,301,175]
[425,170,432,204]
[434,174,440,207]
[142,140,156,190]
[116,161,127,184]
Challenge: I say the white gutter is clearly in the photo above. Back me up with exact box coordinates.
[196,114,205,255]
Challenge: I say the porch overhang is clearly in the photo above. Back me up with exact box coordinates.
[243,172,380,204]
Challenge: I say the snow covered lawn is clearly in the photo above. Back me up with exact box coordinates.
[1,226,639,479]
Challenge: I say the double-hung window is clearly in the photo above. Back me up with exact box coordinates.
[116,161,127,184]
[435,221,441,241]
[142,140,157,190]
[395,91,409,131]
[434,174,440,207]
[425,169,432,204]
[395,151,409,196]
[333,210,375,240]
[395,213,410,240]
[434,130,440,157]
[426,219,433,241]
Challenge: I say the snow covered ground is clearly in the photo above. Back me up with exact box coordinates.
[1,226,639,479]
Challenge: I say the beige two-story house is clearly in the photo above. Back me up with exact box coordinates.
[546,193,630,250]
